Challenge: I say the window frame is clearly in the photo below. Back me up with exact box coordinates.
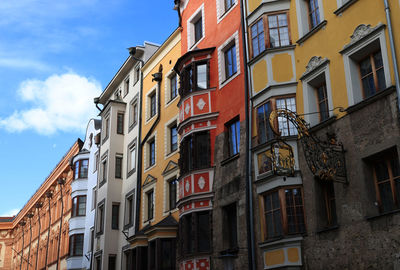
[115,155,123,179]
[224,43,237,80]
[168,177,178,211]
[307,0,320,30]
[226,117,240,157]
[148,139,156,168]
[358,50,386,99]
[222,203,238,249]
[179,60,210,97]
[124,191,135,229]
[74,159,89,180]
[124,76,130,97]
[69,233,84,257]
[96,201,105,236]
[169,122,178,154]
[71,195,86,217]
[187,4,205,49]
[127,140,137,176]
[146,189,154,221]
[117,112,124,135]
[111,203,120,230]
[179,131,211,175]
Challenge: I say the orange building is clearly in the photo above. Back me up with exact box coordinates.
[0,140,82,270]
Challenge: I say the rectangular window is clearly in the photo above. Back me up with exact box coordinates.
[92,187,97,210]
[124,195,134,227]
[124,78,130,96]
[149,139,155,167]
[104,116,110,141]
[179,131,210,175]
[147,190,154,221]
[256,101,274,144]
[359,51,385,98]
[74,159,89,180]
[180,61,209,96]
[111,204,119,230]
[371,150,400,213]
[170,123,178,153]
[90,228,94,252]
[251,18,265,57]
[135,67,140,84]
[170,74,178,100]
[101,158,107,183]
[263,187,306,239]
[276,97,297,136]
[69,234,84,256]
[72,196,86,217]
[224,43,237,79]
[179,211,211,256]
[316,83,329,122]
[194,17,203,43]
[308,0,320,29]
[128,143,136,174]
[117,112,124,134]
[225,0,234,12]
[320,181,337,228]
[108,255,116,270]
[169,178,177,210]
[97,203,104,235]
[196,63,207,90]
[115,156,123,179]
[267,13,290,48]
[131,101,138,127]
[222,203,238,249]
[150,92,156,118]
[227,119,240,156]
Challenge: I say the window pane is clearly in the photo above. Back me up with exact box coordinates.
[268,15,277,28]
[169,179,177,210]
[130,147,136,171]
[278,14,287,26]
[376,68,386,90]
[374,161,389,182]
[74,161,79,179]
[373,51,383,68]
[115,156,122,178]
[194,17,202,43]
[196,64,207,89]
[80,159,88,178]
[257,106,266,143]
[75,234,84,255]
[379,182,395,212]
[78,196,86,216]
[280,27,290,46]
[269,29,280,48]
[360,57,372,77]
[112,204,119,229]
[171,125,178,152]
[198,212,210,252]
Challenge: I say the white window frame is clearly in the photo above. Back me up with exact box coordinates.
[145,86,158,123]
[295,0,325,39]
[129,96,138,131]
[123,76,130,97]
[341,24,391,106]
[300,57,334,127]
[142,183,156,226]
[163,173,179,216]
[187,4,205,50]
[164,69,179,107]
[216,0,237,24]
[164,116,179,159]
[218,31,241,89]
[127,139,137,177]
[144,132,157,171]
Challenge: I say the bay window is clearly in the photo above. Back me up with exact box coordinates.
[179,61,209,97]
[74,159,88,180]
[179,131,211,175]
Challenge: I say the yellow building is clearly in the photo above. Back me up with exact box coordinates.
[244,0,400,269]
[128,28,181,269]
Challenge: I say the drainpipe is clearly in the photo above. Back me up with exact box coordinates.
[34,203,42,270]
[26,213,34,270]
[383,0,400,114]
[240,0,256,269]
[56,178,65,270]
[44,191,52,269]
[19,221,26,270]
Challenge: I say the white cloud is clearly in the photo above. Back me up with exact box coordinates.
[0,58,50,71]
[1,208,20,217]
[0,72,102,135]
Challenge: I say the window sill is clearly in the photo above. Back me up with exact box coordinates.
[316,224,339,234]
[334,0,358,16]
[249,45,296,66]
[128,121,137,133]
[366,208,400,221]
[98,180,106,188]
[127,168,136,178]
[296,20,327,45]
[101,136,109,145]
[123,223,133,230]
[221,153,240,166]
[345,85,395,114]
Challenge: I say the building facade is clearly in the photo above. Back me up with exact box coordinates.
[68,119,101,269]
[242,0,400,269]
[174,0,249,269]
[0,140,82,270]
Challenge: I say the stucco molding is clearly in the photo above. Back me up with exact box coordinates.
[300,56,329,80]
[341,23,385,53]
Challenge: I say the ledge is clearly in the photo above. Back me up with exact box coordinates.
[345,85,396,114]
[251,136,298,152]
[248,45,296,66]
[221,153,240,166]
[309,115,337,133]
[334,0,359,16]
[316,224,339,234]
[296,20,327,45]
[366,208,400,221]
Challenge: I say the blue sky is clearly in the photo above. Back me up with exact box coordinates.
[0,0,178,216]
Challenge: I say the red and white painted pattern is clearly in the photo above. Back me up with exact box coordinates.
[179,257,210,270]
[178,169,214,201]
[179,92,212,123]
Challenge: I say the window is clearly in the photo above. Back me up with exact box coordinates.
[359,51,385,98]
[225,0,234,11]
[124,77,130,96]
[111,204,119,230]
[146,190,154,221]
[148,139,155,167]
[117,112,124,134]
[124,193,134,228]
[72,196,86,217]
[227,119,240,156]
[267,13,290,48]
[134,66,140,85]
[317,181,337,228]
[90,228,94,252]
[316,83,329,121]
[170,74,178,100]
[94,151,99,173]
[307,0,320,29]
[370,150,400,213]
[130,100,138,128]
[97,203,105,235]
[92,187,97,210]
[178,211,211,256]
[250,18,265,57]
[128,141,136,175]
[69,234,84,256]
[74,159,88,180]
[194,17,203,43]
[95,255,102,270]
[257,97,297,144]
[179,131,211,175]
[222,203,237,249]
[169,178,177,211]
[101,158,107,184]
[179,61,209,97]
[224,43,237,79]
[149,92,157,118]
[103,115,110,142]
[108,255,116,270]
[263,187,306,239]
[115,155,123,179]
[170,123,178,153]
[160,239,176,270]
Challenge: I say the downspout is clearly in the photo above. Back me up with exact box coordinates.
[56,178,65,270]
[34,203,42,270]
[240,0,256,269]
[19,221,26,270]
[383,0,400,114]
[26,213,34,270]
[44,192,52,269]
